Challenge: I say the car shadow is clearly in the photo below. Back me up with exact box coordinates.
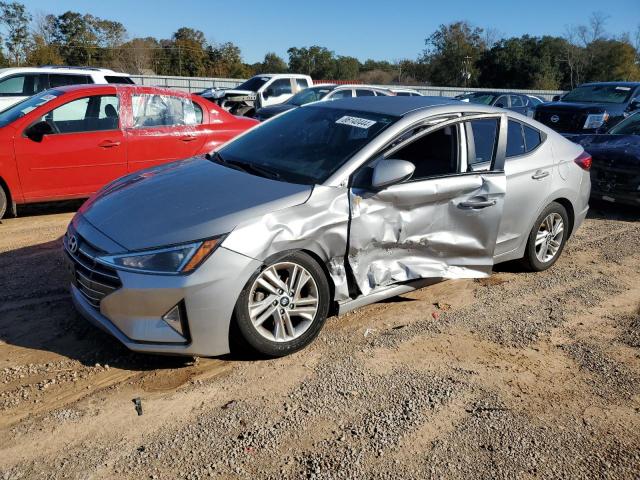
[0,237,193,371]
[587,200,640,222]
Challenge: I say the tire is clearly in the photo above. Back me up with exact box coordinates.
[522,202,569,271]
[232,251,330,358]
[0,186,7,220]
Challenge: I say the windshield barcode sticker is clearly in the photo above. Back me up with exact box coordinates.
[336,116,377,129]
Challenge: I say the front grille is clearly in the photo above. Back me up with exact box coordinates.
[64,231,122,309]
[535,110,586,133]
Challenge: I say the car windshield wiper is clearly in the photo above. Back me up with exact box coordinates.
[206,152,281,180]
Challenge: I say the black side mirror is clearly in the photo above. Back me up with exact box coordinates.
[552,95,560,102]
[263,88,274,99]
[25,121,54,142]
[628,99,640,111]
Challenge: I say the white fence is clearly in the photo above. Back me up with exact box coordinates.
[129,74,564,101]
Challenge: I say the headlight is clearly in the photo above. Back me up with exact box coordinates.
[96,237,223,275]
[583,113,609,129]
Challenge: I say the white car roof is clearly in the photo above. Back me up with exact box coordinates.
[0,66,130,76]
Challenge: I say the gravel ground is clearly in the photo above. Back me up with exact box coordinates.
[0,202,639,479]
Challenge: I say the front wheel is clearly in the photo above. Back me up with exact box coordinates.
[232,251,330,357]
[522,202,569,271]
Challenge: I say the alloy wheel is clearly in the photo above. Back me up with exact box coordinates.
[535,213,564,263]
[248,262,319,342]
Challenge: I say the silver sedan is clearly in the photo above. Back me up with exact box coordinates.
[64,96,591,357]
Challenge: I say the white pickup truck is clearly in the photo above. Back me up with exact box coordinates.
[199,73,313,117]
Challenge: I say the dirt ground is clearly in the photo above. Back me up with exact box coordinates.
[0,201,639,480]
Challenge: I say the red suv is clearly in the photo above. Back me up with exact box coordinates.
[0,84,258,218]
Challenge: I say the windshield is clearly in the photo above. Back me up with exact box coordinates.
[287,87,333,106]
[0,90,63,127]
[219,106,398,185]
[562,85,635,104]
[234,76,270,92]
[467,93,498,105]
[608,112,640,135]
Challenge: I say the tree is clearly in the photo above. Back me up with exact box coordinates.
[0,1,31,65]
[112,37,160,74]
[421,21,486,86]
[207,41,249,77]
[334,55,360,80]
[586,39,640,81]
[256,52,288,73]
[287,46,335,79]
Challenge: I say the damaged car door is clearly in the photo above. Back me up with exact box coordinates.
[347,114,507,295]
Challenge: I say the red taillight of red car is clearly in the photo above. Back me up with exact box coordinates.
[574,151,592,171]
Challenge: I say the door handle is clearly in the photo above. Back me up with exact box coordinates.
[99,140,121,148]
[459,197,497,209]
[181,135,197,142]
[532,170,550,180]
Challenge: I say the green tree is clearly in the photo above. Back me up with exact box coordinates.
[0,1,31,65]
[421,21,486,86]
[334,55,360,80]
[586,39,640,81]
[287,46,335,79]
[256,52,288,73]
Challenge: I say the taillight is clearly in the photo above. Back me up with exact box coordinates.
[574,151,592,171]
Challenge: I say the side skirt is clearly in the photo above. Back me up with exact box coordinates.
[337,278,442,316]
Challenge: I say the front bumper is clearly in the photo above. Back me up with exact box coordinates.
[71,245,261,357]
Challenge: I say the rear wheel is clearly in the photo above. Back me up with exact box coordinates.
[522,202,568,271]
[232,251,330,357]
[0,186,7,220]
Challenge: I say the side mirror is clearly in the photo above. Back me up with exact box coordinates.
[371,159,415,190]
[263,88,274,99]
[628,99,640,111]
[25,121,54,142]
[552,95,560,102]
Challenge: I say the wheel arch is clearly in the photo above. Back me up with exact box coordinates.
[551,197,575,238]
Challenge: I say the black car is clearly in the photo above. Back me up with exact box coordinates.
[535,82,640,134]
[459,91,537,117]
[568,112,640,207]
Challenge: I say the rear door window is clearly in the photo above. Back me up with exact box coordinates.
[506,120,526,157]
[510,95,525,108]
[132,94,198,128]
[355,89,375,97]
[329,89,352,100]
[105,76,135,84]
[466,118,499,167]
[48,74,92,88]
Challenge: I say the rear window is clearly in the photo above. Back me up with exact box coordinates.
[48,74,92,88]
[562,85,635,104]
[105,76,134,84]
[507,120,543,157]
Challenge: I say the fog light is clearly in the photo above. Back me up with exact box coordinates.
[162,303,188,338]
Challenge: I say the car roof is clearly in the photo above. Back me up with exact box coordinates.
[0,66,129,76]
[309,96,460,116]
[51,84,192,97]
[580,81,640,87]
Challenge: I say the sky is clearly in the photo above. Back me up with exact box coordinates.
[18,0,640,63]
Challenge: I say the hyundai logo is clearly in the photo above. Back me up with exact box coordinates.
[68,235,78,254]
[550,115,560,123]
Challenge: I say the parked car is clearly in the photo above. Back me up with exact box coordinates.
[567,111,640,207]
[254,84,392,121]
[389,88,422,96]
[198,73,313,117]
[64,96,590,358]
[0,66,133,111]
[535,82,640,134]
[461,91,537,117]
[0,84,257,219]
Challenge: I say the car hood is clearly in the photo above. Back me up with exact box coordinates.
[78,158,312,251]
[537,102,620,114]
[571,134,640,169]
[256,104,297,118]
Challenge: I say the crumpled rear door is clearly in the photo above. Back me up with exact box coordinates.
[347,114,507,296]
